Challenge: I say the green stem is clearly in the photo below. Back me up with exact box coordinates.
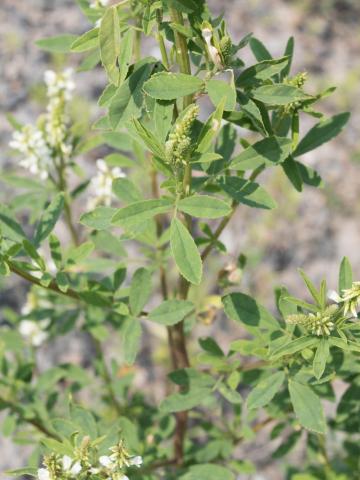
[156,9,170,70]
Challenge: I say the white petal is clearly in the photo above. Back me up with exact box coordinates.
[70,461,82,475]
[129,456,143,467]
[327,290,341,303]
[37,468,50,480]
[99,455,113,467]
[62,455,72,471]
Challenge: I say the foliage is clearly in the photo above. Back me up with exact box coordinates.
[0,0,358,478]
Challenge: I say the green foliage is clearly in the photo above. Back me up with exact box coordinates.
[1,0,357,479]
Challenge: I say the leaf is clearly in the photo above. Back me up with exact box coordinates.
[249,37,272,61]
[154,100,174,142]
[236,57,289,88]
[313,338,330,380]
[177,195,231,219]
[271,336,320,360]
[251,84,310,105]
[143,72,204,100]
[282,156,303,192]
[80,207,116,230]
[34,193,64,246]
[36,34,78,53]
[230,136,292,170]
[148,300,194,326]
[288,380,326,434]
[111,198,174,227]
[71,28,99,52]
[122,317,142,365]
[129,268,152,316]
[160,388,212,413]
[339,256,353,292]
[294,113,350,157]
[65,241,94,266]
[7,468,38,477]
[70,404,98,439]
[207,76,236,111]
[99,6,121,84]
[112,178,142,204]
[219,177,277,210]
[0,205,27,242]
[247,371,285,410]
[109,61,154,128]
[222,292,279,332]
[196,98,225,154]
[170,218,202,285]
[131,118,166,159]
[118,28,134,85]
[179,464,235,480]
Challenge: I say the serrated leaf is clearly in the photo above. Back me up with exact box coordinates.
[80,207,116,230]
[143,72,204,100]
[207,76,236,111]
[230,136,292,170]
[99,6,121,84]
[247,371,285,409]
[219,177,277,210]
[111,198,173,227]
[148,300,194,325]
[178,195,231,219]
[129,268,152,316]
[288,380,326,434]
[294,113,350,157]
[170,218,202,285]
[252,84,310,105]
[34,193,64,246]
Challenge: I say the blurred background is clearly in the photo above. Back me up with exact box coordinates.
[0,0,360,478]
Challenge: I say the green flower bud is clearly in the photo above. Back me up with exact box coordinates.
[219,35,232,64]
[165,104,199,165]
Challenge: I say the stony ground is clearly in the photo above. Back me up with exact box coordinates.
[0,0,360,478]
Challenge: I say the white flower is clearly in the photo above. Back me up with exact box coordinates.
[129,456,143,468]
[202,27,222,67]
[87,159,126,209]
[62,455,82,475]
[44,69,75,102]
[9,126,52,180]
[328,290,342,303]
[37,468,50,480]
[99,455,115,468]
[19,320,49,347]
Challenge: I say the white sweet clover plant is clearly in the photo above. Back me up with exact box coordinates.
[0,0,359,479]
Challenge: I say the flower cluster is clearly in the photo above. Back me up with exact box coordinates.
[286,305,337,336]
[9,126,52,180]
[165,104,199,166]
[18,291,51,347]
[44,69,75,158]
[282,72,308,114]
[9,69,75,179]
[87,159,126,209]
[37,439,142,480]
[329,281,360,318]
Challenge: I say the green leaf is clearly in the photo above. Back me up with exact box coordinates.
[230,136,292,170]
[113,177,142,204]
[99,6,121,84]
[80,207,116,230]
[109,61,154,128]
[313,338,330,380]
[222,292,279,332]
[177,195,231,219]
[131,118,166,159]
[111,198,174,228]
[247,371,285,410]
[70,404,98,439]
[294,113,350,157]
[34,193,64,245]
[249,37,272,61]
[170,218,202,285]
[196,98,225,154]
[207,76,236,111]
[65,241,94,266]
[118,28,134,85]
[299,269,321,305]
[36,34,77,53]
[219,177,277,210]
[236,57,289,88]
[129,268,152,316]
[160,388,212,413]
[122,317,142,365]
[7,468,37,477]
[179,464,235,480]
[251,84,310,105]
[271,336,320,360]
[339,256,353,292]
[288,380,326,434]
[0,205,27,242]
[282,156,303,192]
[143,72,204,100]
[154,100,174,142]
[71,28,99,52]
[148,300,194,326]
